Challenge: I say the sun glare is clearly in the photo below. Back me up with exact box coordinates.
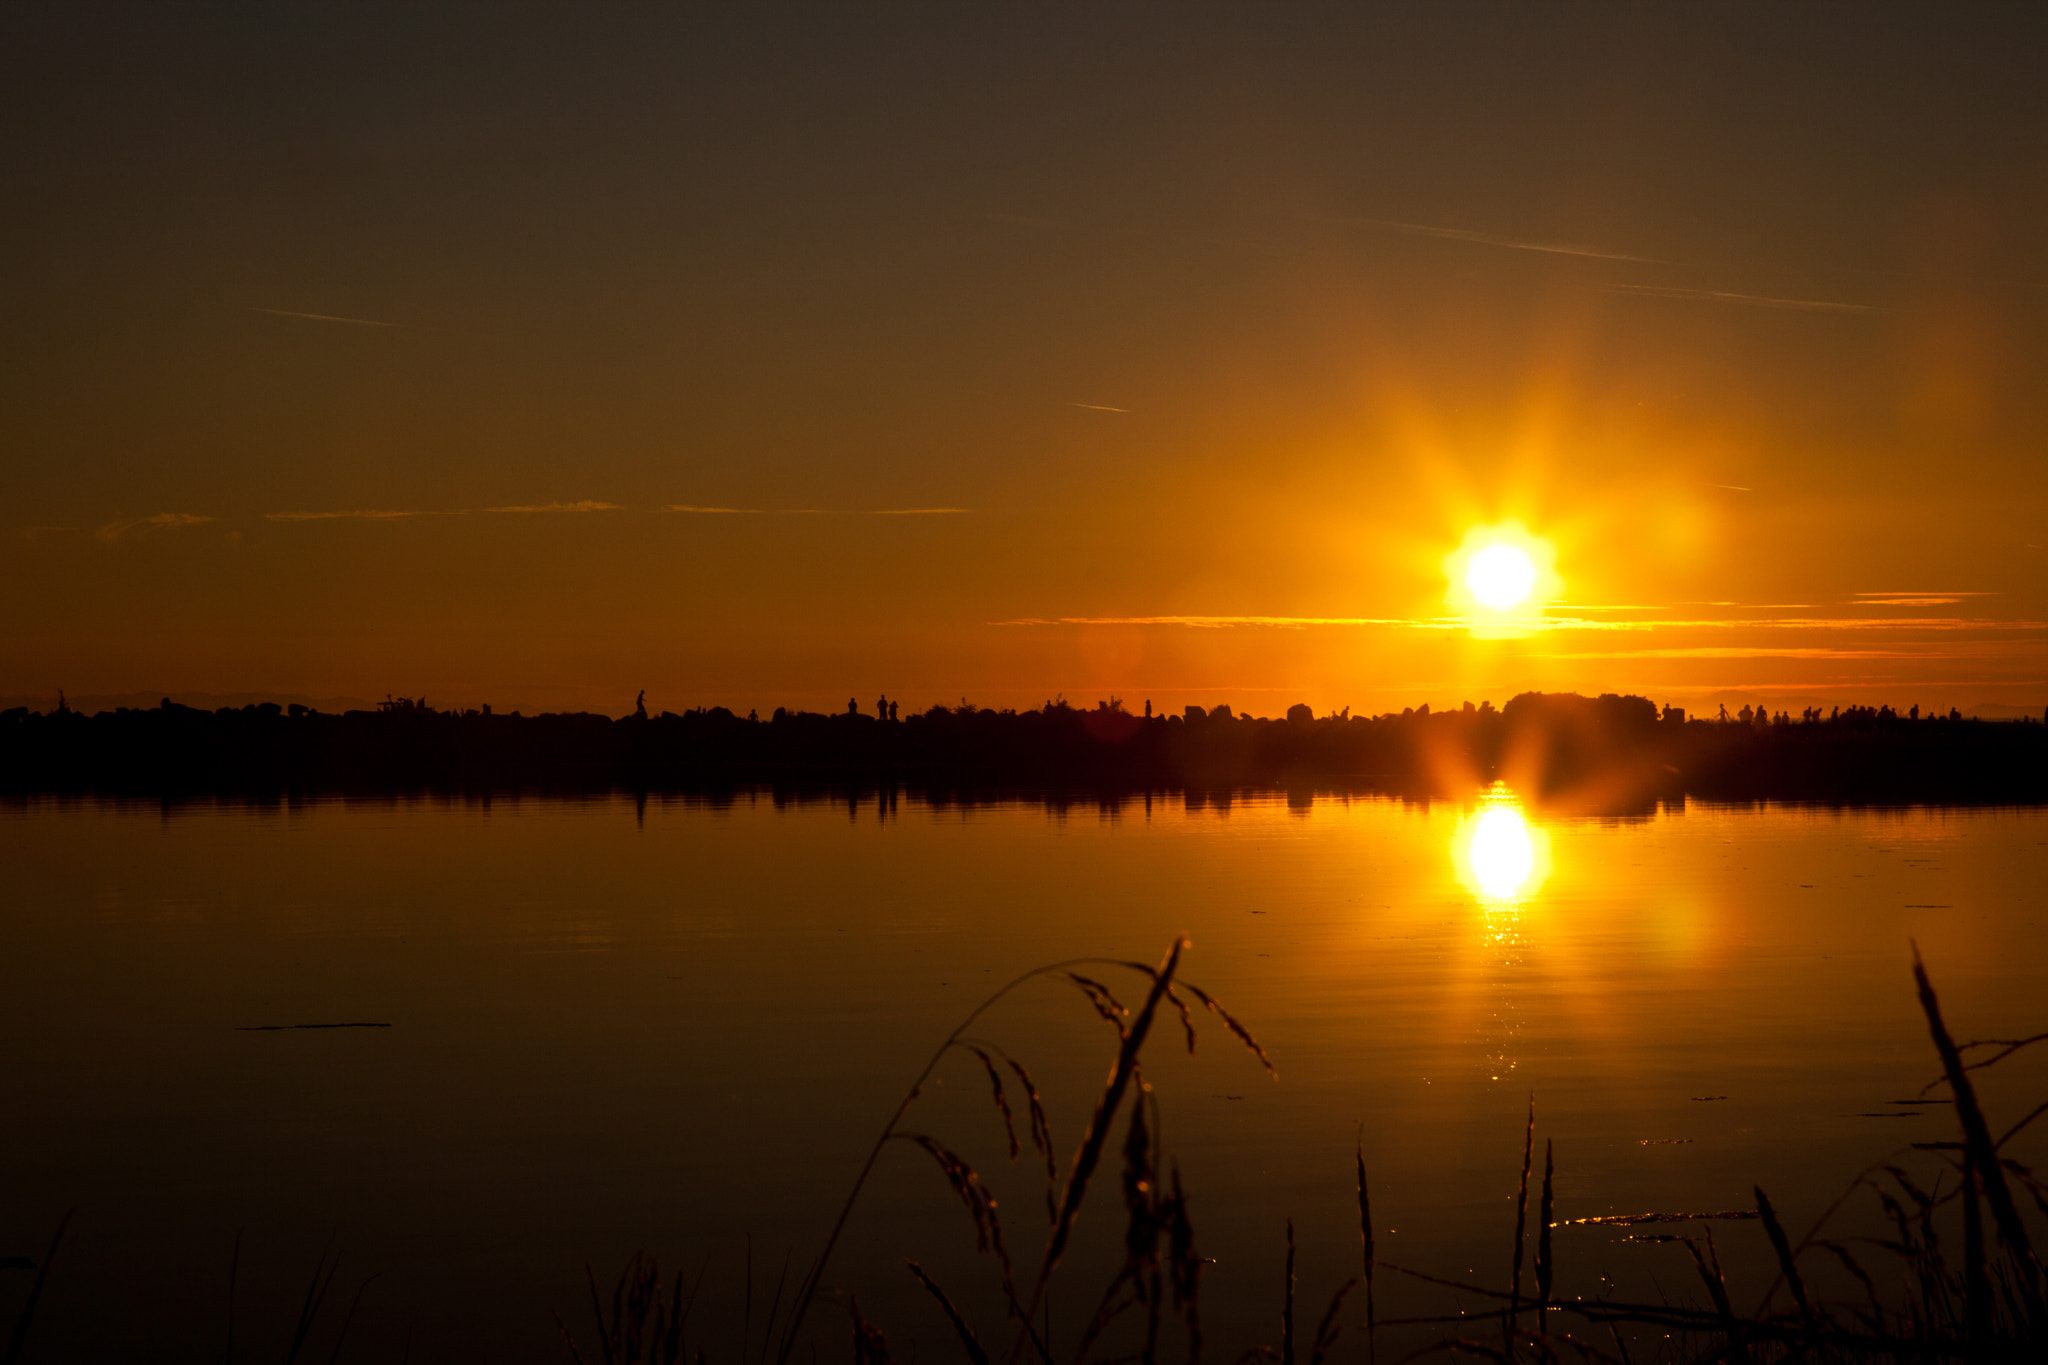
[1442,524,1560,635]
[1453,785,1549,905]
[1465,543,1537,610]
[1468,806,1535,898]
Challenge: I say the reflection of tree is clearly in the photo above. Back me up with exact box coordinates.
[3,690,2044,803]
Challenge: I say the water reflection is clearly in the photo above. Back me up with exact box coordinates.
[1470,805,1535,899]
[1452,784,1551,1083]
[1454,783,1549,909]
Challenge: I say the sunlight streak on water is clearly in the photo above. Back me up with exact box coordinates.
[1454,783,1549,913]
[1470,806,1535,899]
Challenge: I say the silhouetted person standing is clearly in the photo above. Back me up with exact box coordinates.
[634,690,648,719]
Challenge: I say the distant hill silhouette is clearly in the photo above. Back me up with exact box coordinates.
[3,693,2044,807]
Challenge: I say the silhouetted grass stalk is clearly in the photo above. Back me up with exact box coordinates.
[773,938,1272,1365]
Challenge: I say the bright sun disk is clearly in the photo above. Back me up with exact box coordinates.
[1465,543,1538,610]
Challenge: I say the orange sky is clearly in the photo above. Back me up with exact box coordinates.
[5,8,2047,716]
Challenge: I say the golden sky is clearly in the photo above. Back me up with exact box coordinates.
[5,8,2047,715]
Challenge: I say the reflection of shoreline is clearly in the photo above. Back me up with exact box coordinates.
[5,692,2047,805]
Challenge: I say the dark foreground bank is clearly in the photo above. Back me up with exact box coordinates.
[4,693,2045,804]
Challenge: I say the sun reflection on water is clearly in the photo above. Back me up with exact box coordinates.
[1451,784,1552,1084]
[1454,784,1549,909]
[1470,805,1536,899]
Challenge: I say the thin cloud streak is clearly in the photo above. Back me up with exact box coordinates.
[1535,647,1956,661]
[994,613,2047,634]
[666,505,967,516]
[246,306,400,327]
[267,501,621,521]
[1598,282,1879,313]
[94,512,212,543]
[1341,217,1667,263]
[1065,402,1131,413]
[266,509,424,522]
[996,615,1468,630]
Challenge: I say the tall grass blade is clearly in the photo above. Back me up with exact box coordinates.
[1751,1187,1810,1324]
[1177,984,1275,1079]
[1964,1165,1991,1346]
[1,1208,70,1365]
[285,1250,341,1365]
[1165,1164,1202,1365]
[1280,1220,1295,1365]
[1915,945,2043,1310]
[969,1046,1023,1160]
[1535,1140,1554,1314]
[850,1296,892,1365]
[224,1229,239,1365]
[325,1274,378,1365]
[1165,986,1198,1055]
[1683,1230,1746,1365]
[556,1310,592,1365]
[1305,1279,1355,1365]
[1040,939,1187,1285]
[781,954,1131,1365]
[1508,1095,1533,1352]
[907,1262,990,1365]
[1355,1136,1375,1363]
[766,1251,793,1365]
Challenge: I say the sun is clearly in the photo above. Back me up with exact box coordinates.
[1442,524,1560,631]
[1465,543,1537,610]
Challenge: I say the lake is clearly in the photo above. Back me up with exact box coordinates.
[5,788,2047,1362]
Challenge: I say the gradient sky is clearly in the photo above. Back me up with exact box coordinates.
[7,5,2048,716]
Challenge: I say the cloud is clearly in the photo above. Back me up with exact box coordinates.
[482,501,622,514]
[94,512,212,543]
[266,509,424,522]
[247,306,399,327]
[1533,647,1947,660]
[1066,402,1131,413]
[1851,589,1990,605]
[1597,283,1880,313]
[992,611,2047,634]
[1341,217,1667,263]
[994,615,1466,630]
[666,505,968,516]
[266,500,622,521]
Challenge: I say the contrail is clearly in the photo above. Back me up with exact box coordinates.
[1597,283,1879,313]
[247,306,399,327]
[1340,217,1667,264]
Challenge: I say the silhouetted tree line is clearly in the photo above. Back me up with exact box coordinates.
[2,692,2044,805]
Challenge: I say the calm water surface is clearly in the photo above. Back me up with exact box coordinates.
[5,790,2047,1361]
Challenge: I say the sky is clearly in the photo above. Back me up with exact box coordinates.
[6,5,2048,717]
